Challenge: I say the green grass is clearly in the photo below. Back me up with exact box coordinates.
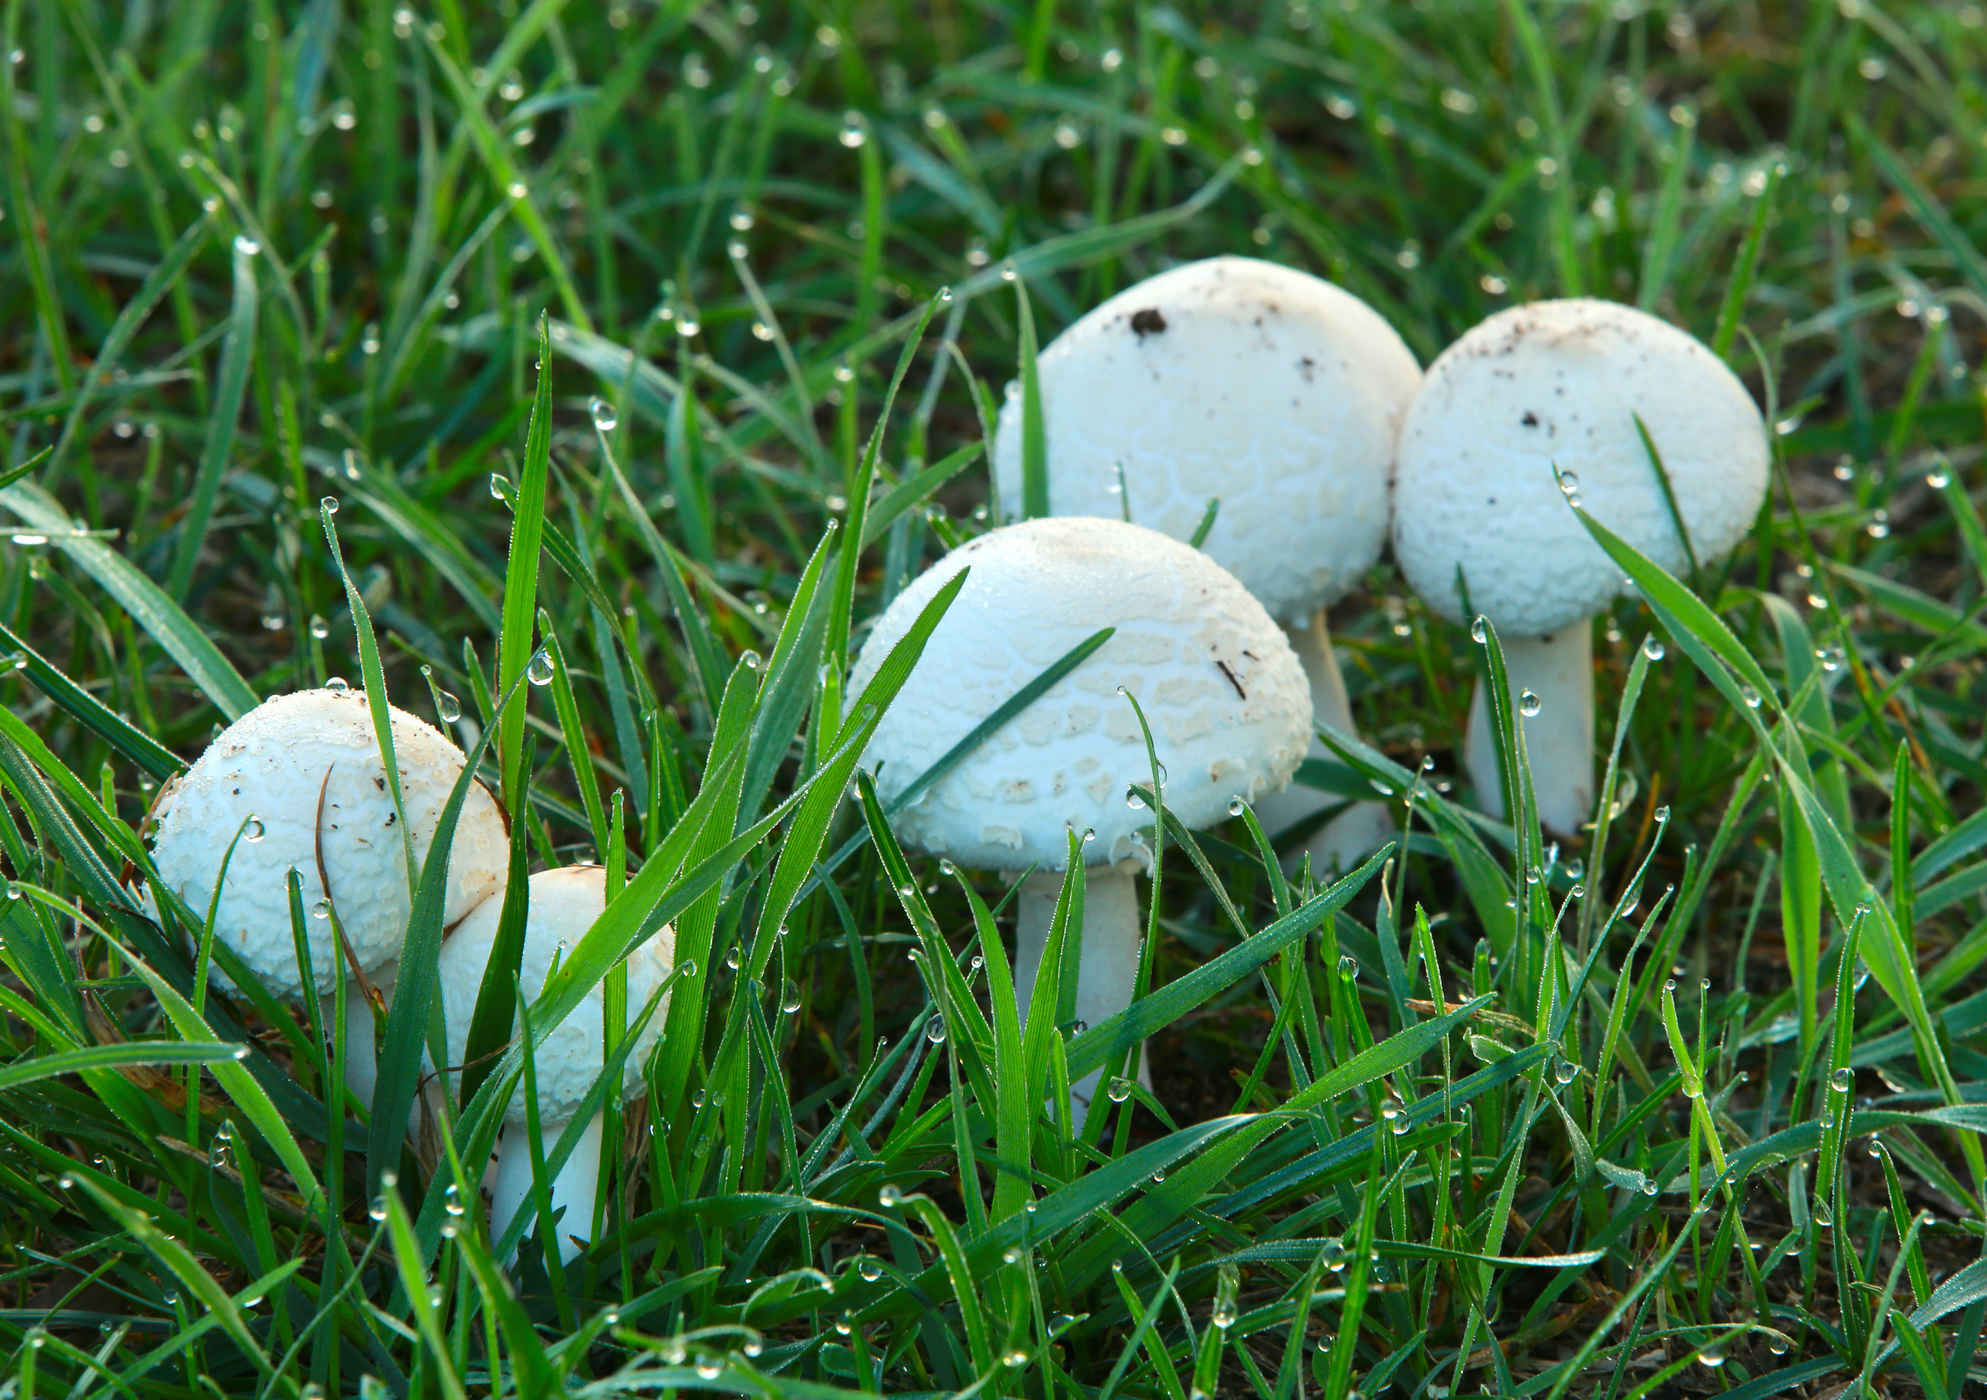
[3,3,1987,1396]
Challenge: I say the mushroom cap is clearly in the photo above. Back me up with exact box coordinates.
[147,688,509,1001]
[434,865,674,1129]
[846,516,1312,871]
[989,255,1422,623]
[1392,298,1769,637]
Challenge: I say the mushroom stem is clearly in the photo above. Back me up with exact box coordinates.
[1013,861,1149,1115]
[340,985,381,1107]
[488,1110,607,1263]
[1252,608,1395,874]
[339,959,399,1109]
[1465,625,1595,837]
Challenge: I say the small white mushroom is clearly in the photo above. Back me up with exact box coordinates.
[434,865,674,1262]
[991,256,1421,875]
[146,688,509,1102]
[847,517,1311,1118]
[1391,298,1769,835]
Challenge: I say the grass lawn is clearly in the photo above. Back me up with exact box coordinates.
[3,2,1985,1395]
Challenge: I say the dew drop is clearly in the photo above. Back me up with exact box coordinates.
[588,397,619,432]
[1829,1066,1852,1093]
[1337,954,1359,980]
[926,1017,948,1045]
[1470,616,1489,644]
[489,472,510,501]
[320,495,339,516]
[1641,636,1665,661]
[526,650,556,686]
[1107,1076,1134,1103]
[244,817,265,842]
[435,691,461,723]
[837,111,868,147]
[232,233,261,257]
[1518,689,1542,717]
[781,979,802,1014]
[878,1184,902,1206]
[857,1255,883,1282]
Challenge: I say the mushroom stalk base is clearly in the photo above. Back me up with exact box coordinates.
[1012,862,1149,1116]
[488,1111,608,1264]
[1251,609,1395,874]
[1465,626,1595,838]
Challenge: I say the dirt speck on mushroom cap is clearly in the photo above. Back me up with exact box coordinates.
[1392,297,1768,636]
[990,255,1421,623]
[146,688,509,1000]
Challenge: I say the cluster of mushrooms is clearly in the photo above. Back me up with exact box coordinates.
[141,255,1771,1261]
[145,688,673,1261]
[852,255,1769,1113]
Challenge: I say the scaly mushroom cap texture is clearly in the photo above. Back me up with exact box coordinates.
[989,255,1422,623]
[1392,297,1769,637]
[845,516,1312,872]
[435,865,674,1128]
[147,688,509,1001]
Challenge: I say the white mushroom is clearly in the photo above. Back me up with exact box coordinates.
[435,865,674,1262]
[846,517,1311,1118]
[146,688,509,1103]
[990,255,1421,875]
[1391,298,1769,834]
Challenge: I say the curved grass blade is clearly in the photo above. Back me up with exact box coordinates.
[0,480,257,718]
